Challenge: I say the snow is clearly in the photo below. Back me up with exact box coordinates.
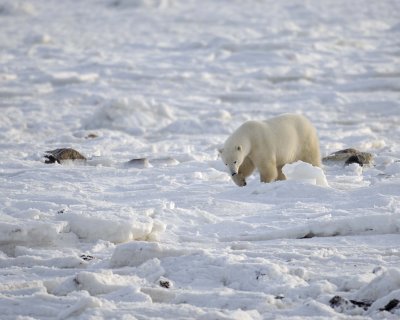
[1,0,400,319]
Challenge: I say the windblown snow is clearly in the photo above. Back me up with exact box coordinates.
[1,0,400,319]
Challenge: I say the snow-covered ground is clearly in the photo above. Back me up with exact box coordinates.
[1,0,400,319]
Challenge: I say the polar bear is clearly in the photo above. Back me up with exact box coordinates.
[219,114,321,187]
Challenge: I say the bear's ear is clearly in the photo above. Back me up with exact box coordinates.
[237,145,242,151]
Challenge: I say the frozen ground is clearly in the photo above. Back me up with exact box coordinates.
[1,0,400,319]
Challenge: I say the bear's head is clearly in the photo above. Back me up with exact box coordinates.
[219,145,244,177]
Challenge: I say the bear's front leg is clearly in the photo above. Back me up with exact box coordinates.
[239,156,255,178]
[259,163,278,183]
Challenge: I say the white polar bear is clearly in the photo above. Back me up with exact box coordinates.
[219,114,321,187]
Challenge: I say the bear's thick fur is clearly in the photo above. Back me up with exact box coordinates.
[219,114,321,187]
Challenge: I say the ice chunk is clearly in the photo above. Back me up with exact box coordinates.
[354,269,400,303]
[282,161,329,187]
[110,241,194,267]
[61,213,158,243]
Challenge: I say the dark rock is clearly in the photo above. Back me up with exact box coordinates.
[345,155,362,166]
[330,295,348,308]
[330,295,371,312]
[380,299,400,312]
[349,299,371,310]
[159,280,170,289]
[323,148,373,167]
[300,231,315,239]
[44,148,86,164]
[126,158,149,168]
[85,133,98,139]
[330,295,400,314]
[80,254,95,261]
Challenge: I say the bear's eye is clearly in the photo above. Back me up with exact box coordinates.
[233,161,237,164]
[225,163,227,166]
